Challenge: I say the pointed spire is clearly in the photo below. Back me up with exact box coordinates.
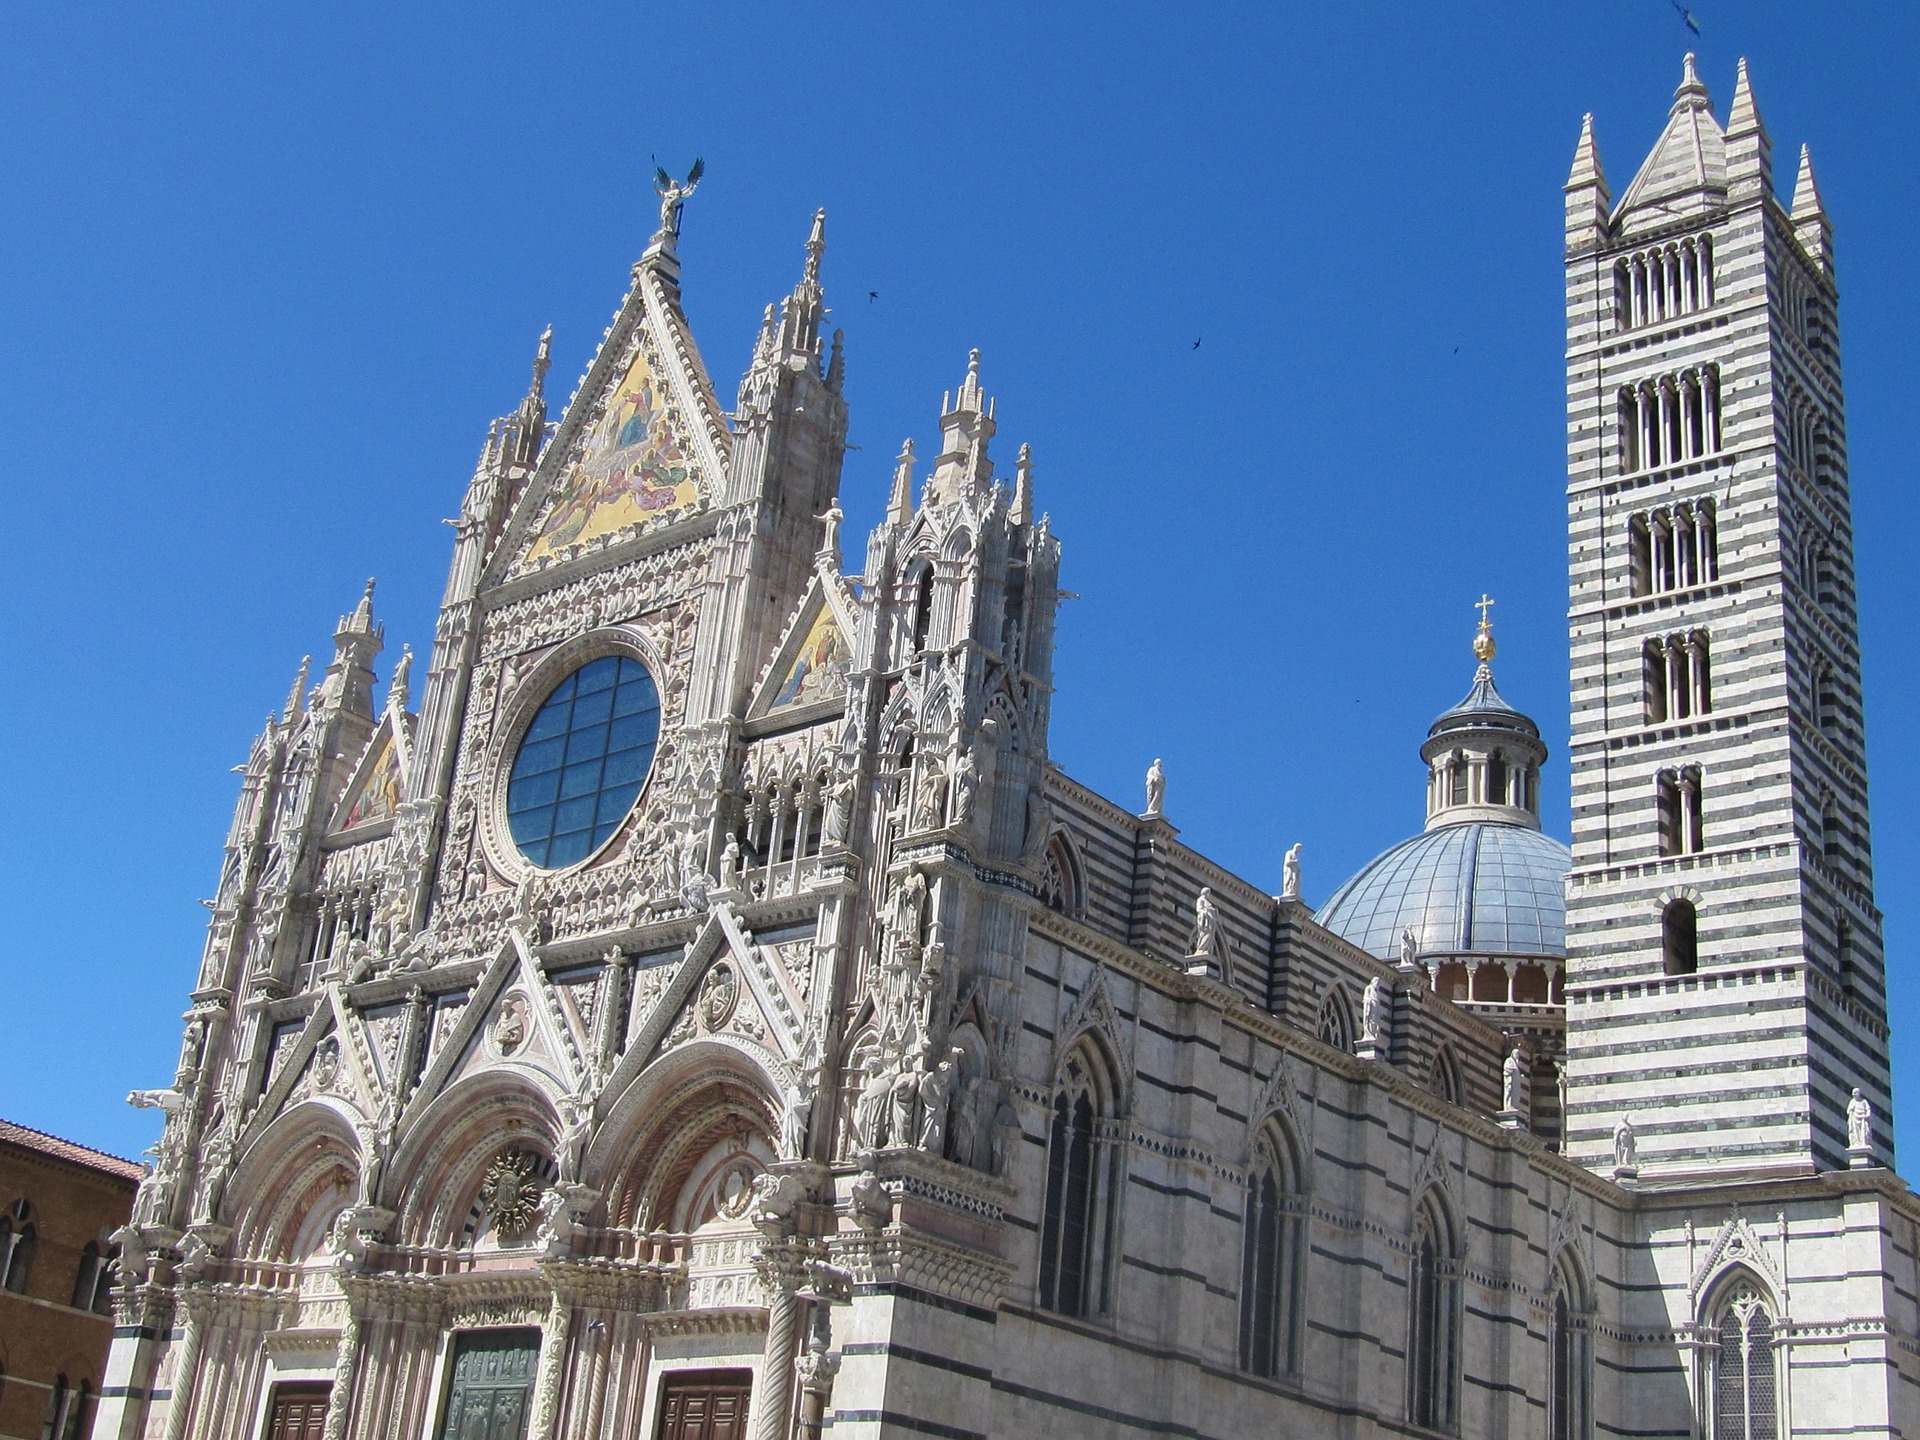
[529,325,552,402]
[1791,144,1834,273]
[803,208,826,287]
[926,351,998,507]
[1565,113,1611,249]
[341,578,377,636]
[284,655,312,723]
[1725,57,1772,200]
[1566,113,1606,190]
[1790,144,1825,218]
[826,328,845,394]
[1726,57,1765,137]
[506,325,552,466]
[1011,443,1034,526]
[887,439,917,524]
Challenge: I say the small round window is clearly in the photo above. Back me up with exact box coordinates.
[506,655,661,869]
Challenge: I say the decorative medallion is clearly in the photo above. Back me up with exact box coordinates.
[715,1161,757,1221]
[477,1152,544,1242]
[492,995,530,1056]
[699,963,739,1032]
[311,1037,341,1092]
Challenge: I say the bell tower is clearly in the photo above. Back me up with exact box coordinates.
[1561,58,1887,1177]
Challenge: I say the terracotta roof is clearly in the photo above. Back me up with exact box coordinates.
[0,1118,146,1184]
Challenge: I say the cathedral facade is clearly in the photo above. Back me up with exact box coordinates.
[94,58,1915,1440]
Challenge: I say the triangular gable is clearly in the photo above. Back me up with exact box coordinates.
[749,575,856,722]
[502,260,731,580]
[331,714,407,835]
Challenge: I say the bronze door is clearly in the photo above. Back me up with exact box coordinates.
[656,1371,753,1440]
[263,1383,331,1440]
[437,1329,541,1440]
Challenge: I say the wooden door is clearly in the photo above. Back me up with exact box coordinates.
[437,1329,541,1440]
[656,1371,753,1440]
[264,1383,331,1440]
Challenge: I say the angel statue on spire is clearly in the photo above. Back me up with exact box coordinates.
[653,158,706,242]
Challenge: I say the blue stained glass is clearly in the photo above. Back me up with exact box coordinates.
[507,657,660,868]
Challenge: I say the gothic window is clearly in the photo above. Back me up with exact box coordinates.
[42,1376,68,1440]
[71,1241,114,1314]
[1662,898,1698,976]
[1239,1126,1302,1380]
[1428,1047,1462,1106]
[1813,666,1839,738]
[3,1202,34,1293]
[1712,1283,1779,1440]
[1549,1263,1591,1440]
[506,655,661,869]
[910,564,936,652]
[1408,1199,1459,1432]
[1619,366,1721,473]
[1039,1045,1117,1319]
[1317,989,1355,1052]
[1040,833,1082,916]
[1656,767,1704,857]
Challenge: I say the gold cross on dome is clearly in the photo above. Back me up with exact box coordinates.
[1475,594,1496,628]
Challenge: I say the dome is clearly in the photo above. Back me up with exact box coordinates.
[1314,822,1571,961]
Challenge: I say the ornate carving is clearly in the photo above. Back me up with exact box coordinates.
[476,1153,545,1242]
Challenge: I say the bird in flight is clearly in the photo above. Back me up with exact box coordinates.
[868,291,879,303]
[1670,0,1701,36]
[1192,337,1202,350]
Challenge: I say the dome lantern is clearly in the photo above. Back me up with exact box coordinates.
[1420,602,1548,831]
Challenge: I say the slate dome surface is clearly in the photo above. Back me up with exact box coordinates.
[1314,822,1571,961]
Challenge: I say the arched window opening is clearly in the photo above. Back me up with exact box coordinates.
[1663,898,1698,976]
[1644,641,1669,724]
[71,1241,113,1313]
[1039,1048,1114,1319]
[1040,834,1081,916]
[910,565,936,653]
[43,1375,70,1440]
[1408,1202,1459,1432]
[1487,754,1509,808]
[3,1203,34,1294]
[1239,1129,1301,1380]
[1549,1268,1590,1440]
[1317,990,1355,1052]
[1657,768,1704,857]
[1429,1047,1462,1106]
[1448,755,1468,807]
[1628,513,1653,597]
[59,1380,90,1440]
[1713,1284,1779,1440]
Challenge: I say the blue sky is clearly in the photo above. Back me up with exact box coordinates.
[2,4,1915,1164]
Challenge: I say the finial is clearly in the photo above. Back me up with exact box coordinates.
[803,208,826,286]
[1669,51,1710,113]
[1727,57,1765,136]
[284,655,312,722]
[887,438,917,523]
[391,644,414,713]
[1473,594,1496,663]
[1790,143,1825,217]
[1567,113,1605,189]
[531,325,552,398]
[1011,443,1034,526]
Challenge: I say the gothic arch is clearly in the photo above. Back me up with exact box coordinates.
[388,1071,562,1246]
[590,1039,782,1230]
[225,1100,363,1263]
[1037,1033,1125,1319]
[1039,829,1086,916]
[1428,1043,1463,1105]
[1316,986,1356,1052]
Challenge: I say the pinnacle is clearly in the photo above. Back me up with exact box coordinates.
[1566,113,1606,191]
[803,208,826,287]
[1791,143,1826,218]
[1727,57,1765,137]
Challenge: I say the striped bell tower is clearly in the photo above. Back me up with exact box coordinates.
[1561,56,1888,1178]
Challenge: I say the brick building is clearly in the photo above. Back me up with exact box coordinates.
[0,1121,140,1440]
